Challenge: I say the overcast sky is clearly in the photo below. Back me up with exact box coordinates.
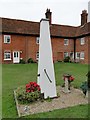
[0,0,89,26]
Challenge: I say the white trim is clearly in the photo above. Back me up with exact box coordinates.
[64,52,68,58]
[80,38,85,45]
[4,51,11,60]
[80,52,84,59]
[13,51,20,63]
[36,37,39,44]
[64,39,69,45]
[70,52,74,58]
[4,59,11,61]
[4,35,11,44]
[36,51,39,60]
[76,52,80,59]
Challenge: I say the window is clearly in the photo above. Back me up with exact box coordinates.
[64,52,68,58]
[4,51,11,60]
[70,52,74,58]
[80,38,85,45]
[36,52,39,60]
[76,52,80,59]
[64,39,69,45]
[4,35,11,43]
[36,37,39,44]
[80,52,84,59]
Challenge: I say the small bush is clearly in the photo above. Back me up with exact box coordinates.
[64,56,70,62]
[57,60,62,62]
[16,82,41,104]
[27,58,34,63]
[80,81,88,95]
[86,71,90,88]
[19,59,25,64]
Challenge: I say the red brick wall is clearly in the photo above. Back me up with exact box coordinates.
[2,34,26,63]
[51,38,74,61]
[2,33,89,64]
[2,34,39,63]
[76,37,88,64]
[27,36,39,62]
[88,36,90,64]
[51,38,63,61]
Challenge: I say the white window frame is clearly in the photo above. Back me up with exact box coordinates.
[80,38,85,45]
[36,37,39,44]
[4,35,11,44]
[76,52,80,59]
[4,51,11,60]
[36,52,39,60]
[64,39,69,45]
[70,52,74,58]
[64,52,68,58]
[80,52,84,59]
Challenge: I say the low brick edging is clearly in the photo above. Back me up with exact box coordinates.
[14,90,21,117]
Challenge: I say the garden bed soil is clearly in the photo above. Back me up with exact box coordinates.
[14,86,88,117]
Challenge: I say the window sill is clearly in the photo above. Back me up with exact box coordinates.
[4,59,12,61]
[80,58,84,60]
[76,57,80,60]
[4,42,11,44]
[64,44,68,45]
[80,44,85,45]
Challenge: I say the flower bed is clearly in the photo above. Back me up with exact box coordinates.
[16,82,41,104]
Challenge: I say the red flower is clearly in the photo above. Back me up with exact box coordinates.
[26,82,41,93]
[70,76,74,80]
[63,76,74,82]
[26,90,31,93]
[38,88,41,91]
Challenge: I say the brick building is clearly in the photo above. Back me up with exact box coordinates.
[0,8,90,64]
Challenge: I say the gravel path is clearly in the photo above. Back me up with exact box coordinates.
[15,86,88,117]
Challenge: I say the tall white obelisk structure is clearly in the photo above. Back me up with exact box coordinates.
[37,19,57,99]
[88,1,90,22]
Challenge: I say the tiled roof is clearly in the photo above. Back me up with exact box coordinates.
[76,22,90,36]
[50,24,77,37]
[0,17,90,38]
[0,17,40,35]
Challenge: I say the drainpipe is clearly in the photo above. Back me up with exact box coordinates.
[25,36,28,62]
[74,38,76,62]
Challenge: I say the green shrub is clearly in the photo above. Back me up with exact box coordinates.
[80,81,88,95]
[64,56,70,62]
[86,71,90,88]
[19,59,25,64]
[27,58,34,63]
[16,86,41,104]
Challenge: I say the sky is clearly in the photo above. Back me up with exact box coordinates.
[0,0,89,26]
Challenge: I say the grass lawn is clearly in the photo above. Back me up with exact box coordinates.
[2,62,89,118]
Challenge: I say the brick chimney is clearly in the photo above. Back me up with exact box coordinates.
[88,1,90,22]
[81,10,88,26]
[45,9,52,24]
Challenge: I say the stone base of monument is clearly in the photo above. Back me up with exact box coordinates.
[63,89,71,93]
[86,91,88,98]
[63,78,71,93]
